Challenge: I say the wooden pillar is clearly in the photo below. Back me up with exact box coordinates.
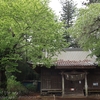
[85,73,88,96]
[61,72,64,97]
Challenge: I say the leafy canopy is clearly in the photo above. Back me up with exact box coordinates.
[0,0,67,69]
[68,3,100,62]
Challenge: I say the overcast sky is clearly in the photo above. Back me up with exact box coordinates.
[49,0,87,16]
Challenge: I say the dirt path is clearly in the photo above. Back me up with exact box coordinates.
[17,96,100,100]
[17,93,100,100]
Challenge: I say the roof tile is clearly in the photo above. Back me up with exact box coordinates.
[55,59,96,69]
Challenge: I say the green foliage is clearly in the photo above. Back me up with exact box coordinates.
[61,0,77,28]
[25,84,37,92]
[7,92,18,100]
[0,0,67,69]
[15,60,39,81]
[1,92,18,100]
[83,0,100,5]
[60,0,79,48]
[0,0,67,97]
[7,75,28,93]
[68,3,100,63]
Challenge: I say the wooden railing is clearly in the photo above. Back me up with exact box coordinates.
[83,88,100,95]
[41,89,62,95]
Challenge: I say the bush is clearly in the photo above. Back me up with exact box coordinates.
[25,84,37,92]
[7,75,29,96]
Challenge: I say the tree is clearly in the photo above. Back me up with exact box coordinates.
[60,0,76,28]
[68,3,100,63]
[0,0,67,90]
[60,0,79,48]
[88,0,100,3]
[82,0,100,5]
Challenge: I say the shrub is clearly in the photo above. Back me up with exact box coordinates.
[25,84,37,92]
[7,75,29,96]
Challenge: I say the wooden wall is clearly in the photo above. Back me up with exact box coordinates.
[40,67,100,95]
[87,68,100,89]
[41,67,61,90]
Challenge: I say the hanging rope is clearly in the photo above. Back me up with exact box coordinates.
[64,72,87,81]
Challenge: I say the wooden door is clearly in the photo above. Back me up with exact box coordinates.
[65,79,85,94]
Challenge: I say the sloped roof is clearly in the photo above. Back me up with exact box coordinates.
[53,48,97,69]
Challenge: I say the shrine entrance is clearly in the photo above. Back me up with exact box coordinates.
[61,71,88,96]
[65,79,85,94]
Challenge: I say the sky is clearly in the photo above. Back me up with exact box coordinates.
[49,0,87,16]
